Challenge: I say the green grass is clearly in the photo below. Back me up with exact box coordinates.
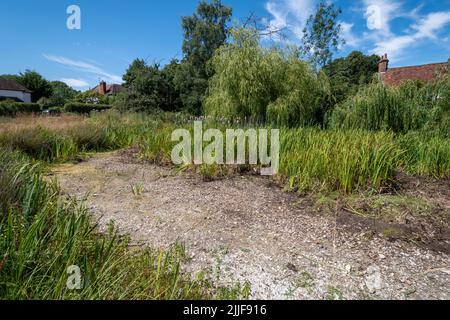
[280,128,403,193]
[1,110,448,193]
[0,149,249,299]
[398,133,450,178]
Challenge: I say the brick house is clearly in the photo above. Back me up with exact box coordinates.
[91,80,123,96]
[378,54,447,86]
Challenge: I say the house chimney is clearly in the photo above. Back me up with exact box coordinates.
[378,53,389,73]
[99,81,107,95]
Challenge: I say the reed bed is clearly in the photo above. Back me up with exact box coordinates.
[1,111,448,193]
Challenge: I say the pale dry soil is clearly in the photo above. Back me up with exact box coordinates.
[48,151,450,300]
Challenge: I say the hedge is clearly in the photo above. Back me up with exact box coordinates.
[0,102,41,116]
[64,102,112,114]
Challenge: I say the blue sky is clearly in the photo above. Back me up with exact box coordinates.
[1,0,449,90]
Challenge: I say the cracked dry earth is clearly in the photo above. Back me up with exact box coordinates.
[49,151,450,300]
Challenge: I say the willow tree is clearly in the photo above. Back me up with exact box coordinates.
[204,28,331,127]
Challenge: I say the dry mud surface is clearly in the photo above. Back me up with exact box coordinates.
[49,151,450,300]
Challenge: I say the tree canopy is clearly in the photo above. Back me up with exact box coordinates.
[301,0,343,70]
[205,28,332,126]
[323,51,380,103]
[177,0,233,115]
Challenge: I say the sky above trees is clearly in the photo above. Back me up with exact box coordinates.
[1,0,449,90]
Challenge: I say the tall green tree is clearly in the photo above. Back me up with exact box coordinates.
[301,1,344,70]
[205,28,331,126]
[48,81,77,106]
[323,51,380,103]
[122,59,148,87]
[117,60,181,112]
[176,0,233,115]
[15,70,53,102]
[182,0,232,73]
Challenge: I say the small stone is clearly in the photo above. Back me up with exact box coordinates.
[345,264,352,274]
[286,263,298,273]
[365,265,383,294]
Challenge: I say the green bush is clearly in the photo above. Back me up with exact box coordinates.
[0,102,41,116]
[64,102,112,114]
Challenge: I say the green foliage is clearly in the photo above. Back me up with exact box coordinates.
[2,110,449,195]
[182,0,232,72]
[172,61,208,115]
[116,0,232,115]
[323,51,380,103]
[177,0,233,115]
[329,77,450,133]
[280,129,403,193]
[0,102,41,116]
[117,61,181,112]
[64,102,112,114]
[301,1,344,69]
[399,133,450,178]
[48,81,78,107]
[122,58,148,86]
[205,28,331,126]
[14,70,53,102]
[74,90,110,105]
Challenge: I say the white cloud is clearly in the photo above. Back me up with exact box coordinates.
[265,0,357,50]
[370,11,450,61]
[265,2,287,31]
[61,78,89,88]
[363,0,401,34]
[265,0,315,40]
[413,12,450,38]
[340,22,359,48]
[43,54,123,84]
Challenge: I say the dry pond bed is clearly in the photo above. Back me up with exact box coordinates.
[47,150,450,300]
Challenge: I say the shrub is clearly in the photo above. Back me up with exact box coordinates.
[0,102,41,116]
[64,102,112,114]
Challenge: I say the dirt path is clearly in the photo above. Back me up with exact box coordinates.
[49,151,450,300]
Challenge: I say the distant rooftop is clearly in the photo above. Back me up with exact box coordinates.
[378,54,447,86]
[0,77,32,92]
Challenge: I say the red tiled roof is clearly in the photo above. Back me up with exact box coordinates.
[380,63,447,86]
[91,83,124,95]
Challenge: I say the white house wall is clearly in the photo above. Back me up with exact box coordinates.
[0,90,32,103]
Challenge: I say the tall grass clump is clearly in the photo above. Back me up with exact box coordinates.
[398,133,450,178]
[329,74,450,133]
[0,114,124,162]
[0,149,249,299]
[0,127,78,161]
[204,28,331,126]
[280,129,403,193]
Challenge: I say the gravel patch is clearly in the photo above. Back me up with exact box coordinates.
[49,151,450,300]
